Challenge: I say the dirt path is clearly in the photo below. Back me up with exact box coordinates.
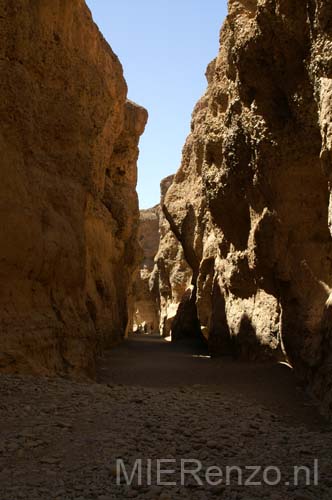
[97,335,324,429]
[0,334,331,500]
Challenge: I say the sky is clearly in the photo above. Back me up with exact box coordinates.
[86,0,228,208]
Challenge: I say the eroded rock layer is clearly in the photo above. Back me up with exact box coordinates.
[0,0,147,376]
[150,176,193,338]
[132,207,160,334]
[164,0,332,412]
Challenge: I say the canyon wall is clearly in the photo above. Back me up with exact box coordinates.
[0,0,147,376]
[132,206,160,334]
[164,0,332,412]
[132,176,194,338]
[150,176,193,338]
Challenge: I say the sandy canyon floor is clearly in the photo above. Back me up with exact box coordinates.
[0,335,331,499]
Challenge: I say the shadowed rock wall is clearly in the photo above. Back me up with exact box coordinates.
[163,0,332,413]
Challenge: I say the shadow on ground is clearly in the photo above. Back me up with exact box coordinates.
[97,334,326,430]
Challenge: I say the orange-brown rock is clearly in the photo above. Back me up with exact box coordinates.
[150,176,193,337]
[0,0,147,377]
[164,0,332,413]
[132,207,160,334]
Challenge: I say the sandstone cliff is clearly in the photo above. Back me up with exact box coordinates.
[164,0,332,412]
[132,206,160,334]
[0,0,147,376]
[150,176,193,338]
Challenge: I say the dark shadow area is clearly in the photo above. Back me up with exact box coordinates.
[233,313,265,361]
[208,282,233,355]
[171,286,205,344]
[97,333,327,430]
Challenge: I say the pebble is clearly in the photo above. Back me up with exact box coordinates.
[0,374,329,500]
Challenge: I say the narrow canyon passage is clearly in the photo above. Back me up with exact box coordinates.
[1,335,331,500]
[2,1,332,499]
[97,335,327,427]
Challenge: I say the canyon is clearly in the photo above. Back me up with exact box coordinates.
[1,0,332,417]
[138,0,332,417]
[1,0,332,498]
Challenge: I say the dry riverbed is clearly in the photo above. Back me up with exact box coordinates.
[0,335,331,499]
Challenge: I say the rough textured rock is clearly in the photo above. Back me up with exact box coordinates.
[132,207,160,333]
[150,176,193,337]
[163,0,332,413]
[0,0,147,377]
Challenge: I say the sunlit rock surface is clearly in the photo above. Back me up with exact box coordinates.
[0,0,147,376]
[132,207,160,334]
[150,176,193,338]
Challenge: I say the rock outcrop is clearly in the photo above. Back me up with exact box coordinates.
[0,0,147,377]
[163,0,332,413]
[150,176,193,337]
[132,207,160,333]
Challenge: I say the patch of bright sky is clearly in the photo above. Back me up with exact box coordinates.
[86,0,228,208]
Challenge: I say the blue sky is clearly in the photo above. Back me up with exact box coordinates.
[86,0,228,208]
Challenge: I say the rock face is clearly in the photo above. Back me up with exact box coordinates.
[132,176,193,338]
[0,0,147,377]
[132,207,160,333]
[150,176,193,337]
[163,0,332,412]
